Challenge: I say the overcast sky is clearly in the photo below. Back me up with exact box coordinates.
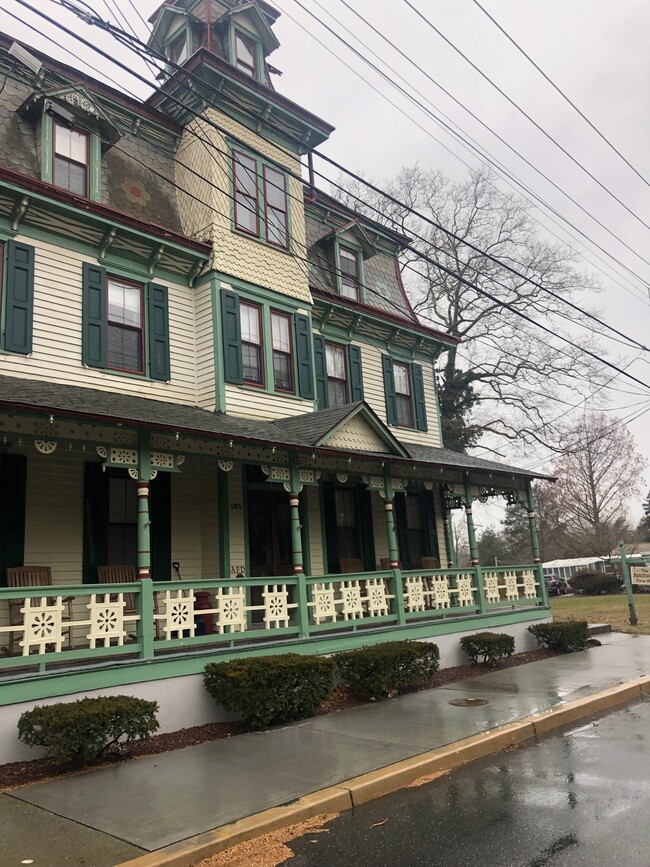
[2,0,649,525]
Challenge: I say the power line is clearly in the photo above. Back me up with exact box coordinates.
[321,0,650,306]
[12,0,650,394]
[402,0,650,238]
[469,0,650,192]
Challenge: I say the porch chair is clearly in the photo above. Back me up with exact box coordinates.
[6,566,74,656]
[420,556,441,570]
[380,557,403,571]
[97,565,161,639]
[339,558,363,574]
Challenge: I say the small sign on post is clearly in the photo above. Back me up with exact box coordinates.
[631,566,650,586]
[620,542,639,626]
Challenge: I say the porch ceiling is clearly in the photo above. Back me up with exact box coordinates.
[0,375,555,481]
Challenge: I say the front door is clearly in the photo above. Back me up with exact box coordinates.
[247,488,293,577]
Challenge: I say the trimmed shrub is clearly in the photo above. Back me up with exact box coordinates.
[569,571,620,595]
[336,640,440,700]
[528,620,589,653]
[204,653,335,730]
[18,696,159,764]
[460,632,515,665]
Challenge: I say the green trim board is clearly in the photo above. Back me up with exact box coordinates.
[0,607,550,707]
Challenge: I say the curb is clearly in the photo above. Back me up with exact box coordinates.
[118,676,650,867]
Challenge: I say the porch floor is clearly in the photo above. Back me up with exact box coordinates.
[4,632,649,858]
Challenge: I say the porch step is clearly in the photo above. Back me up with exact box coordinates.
[587,623,613,636]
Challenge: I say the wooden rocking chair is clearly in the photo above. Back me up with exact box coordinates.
[97,565,160,638]
[339,558,363,575]
[6,566,74,656]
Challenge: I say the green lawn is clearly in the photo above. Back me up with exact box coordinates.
[550,593,650,635]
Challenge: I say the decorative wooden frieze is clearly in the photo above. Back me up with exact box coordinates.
[218,460,234,472]
[34,440,57,455]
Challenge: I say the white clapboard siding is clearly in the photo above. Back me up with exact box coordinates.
[200,460,220,579]
[0,235,199,405]
[171,462,203,581]
[352,340,442,448]
[224,384,312,420]
[306,487,324,576]
[227,465,247,576]
[195,282,216,410]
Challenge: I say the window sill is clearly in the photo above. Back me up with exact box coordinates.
[231,227,294,257]
[83,365,161,384]
[228,381,309,401]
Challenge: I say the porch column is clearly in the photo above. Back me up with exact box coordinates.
[440,488,456,568]
[382,466,399,568]
[525,481,541,565]
[526,480,548,605]
[288,456,304,575]
[137,432,152,580]
[463,473,479,566]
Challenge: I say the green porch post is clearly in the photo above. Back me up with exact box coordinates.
[289,456,309,638]
[137,432,152,580]
[383,466,399,569]
[440,488,456,568]
[525,481,548,605]
[464,473,486,613]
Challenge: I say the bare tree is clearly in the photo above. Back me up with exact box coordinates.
[551,414,647,556]
[336,166,607,453]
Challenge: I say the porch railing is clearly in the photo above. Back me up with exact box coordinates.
[0,565,546,674]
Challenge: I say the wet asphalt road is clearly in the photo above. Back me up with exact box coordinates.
[282,699,650,866]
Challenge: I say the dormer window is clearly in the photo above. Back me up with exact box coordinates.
[235,31,258,77]
[339,246,360,300]
[168,29,189,66]
[53,122,89,197]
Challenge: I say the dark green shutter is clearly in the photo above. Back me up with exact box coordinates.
[411,363,428,431]
[313,334,328,410]
[4,241,34,354]
[294,313,314,399]
[347,345,364,402]
[382,355,398,425]
[0,454,26,586]
[221,290,243,384]
[82,461,109,584]
[148,283,170,381]
[150,472,171,580]
[82,263,106,368]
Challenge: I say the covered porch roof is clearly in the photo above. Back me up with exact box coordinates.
[0,375,554,481]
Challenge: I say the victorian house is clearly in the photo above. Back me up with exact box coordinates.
[0,0,551,752]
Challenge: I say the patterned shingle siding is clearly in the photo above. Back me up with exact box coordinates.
[326,415,391,453]
[179,106,312,304]
[0,79,40,179]
[0,233,199,406]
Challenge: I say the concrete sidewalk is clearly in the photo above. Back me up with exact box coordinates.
[3,632,650,866]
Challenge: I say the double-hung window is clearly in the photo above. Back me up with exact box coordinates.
[107,277,144,374]
[235,31,258,77]
[339,246,360,300]
[326,343,347,407]
[233,151,259,236]
[221,290,315,399]
[393,361,413,428]
[82,264,170,380]
[271,311,293,392]
[241,301,264,385]
[232,150,289,249]
[382,356,428,431]
[168,30,189,66]
[53,122,89,197]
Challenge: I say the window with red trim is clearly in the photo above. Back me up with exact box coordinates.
[235,32,258,77]
[233,151,259,236]
[240,301,264,385]
[271,311,294,392]
[264,166,288,248]
[325,343,348,407]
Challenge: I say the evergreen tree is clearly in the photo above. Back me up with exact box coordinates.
[638,491,650,543]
